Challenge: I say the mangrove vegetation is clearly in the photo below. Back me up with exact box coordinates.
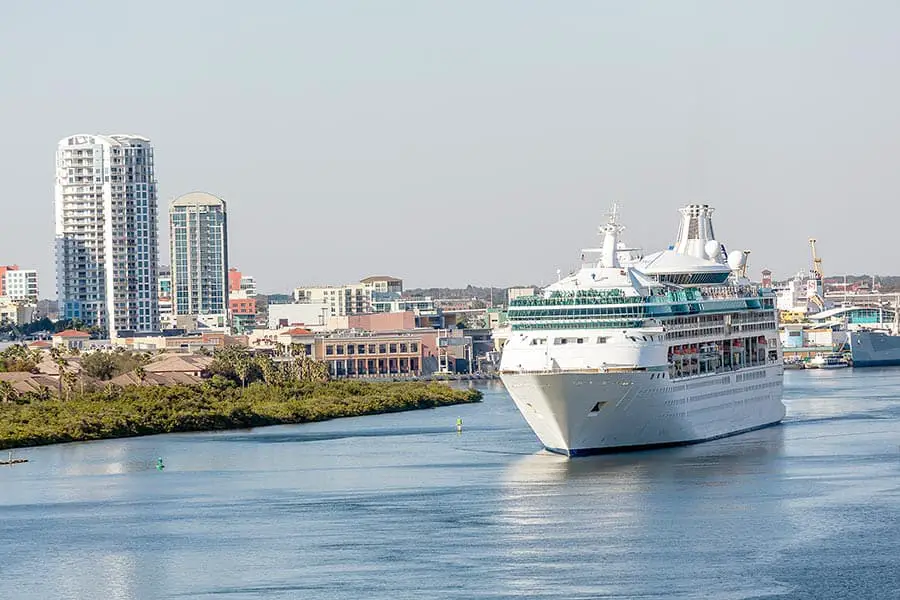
[0,345,482,450]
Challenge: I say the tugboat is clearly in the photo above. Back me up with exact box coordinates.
[807,353,849,369]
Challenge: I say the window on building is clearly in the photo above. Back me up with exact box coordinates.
[368,344,376,354]
[410,342,419,352]
[326,345,334,356]
[378,344,387,353]
[389,343,397,353]
[400,343,408,353]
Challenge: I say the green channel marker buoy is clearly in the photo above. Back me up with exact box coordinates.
[456,417,463,434]
[156,457,165,471]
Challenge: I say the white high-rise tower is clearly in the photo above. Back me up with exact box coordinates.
[54,134,160,336]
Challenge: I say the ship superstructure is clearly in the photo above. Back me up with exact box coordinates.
[499,204,786,456]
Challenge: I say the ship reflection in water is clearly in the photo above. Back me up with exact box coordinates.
[504,424,786,488]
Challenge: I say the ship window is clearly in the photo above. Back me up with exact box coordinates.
[576,338,584,344]
[597,337,608,344]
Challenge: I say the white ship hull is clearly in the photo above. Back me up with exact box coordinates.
[501,365,785,456]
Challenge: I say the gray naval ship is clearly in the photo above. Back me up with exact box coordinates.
[848,329,900,367]
[806,304,900,367]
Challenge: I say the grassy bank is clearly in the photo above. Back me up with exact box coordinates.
[0,381,482,451]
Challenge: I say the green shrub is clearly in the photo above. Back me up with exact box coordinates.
[0,381,482,450]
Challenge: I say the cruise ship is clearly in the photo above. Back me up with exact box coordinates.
[499,204,786,456]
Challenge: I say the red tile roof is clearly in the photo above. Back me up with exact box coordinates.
[287,327,313,335]
[53,329,91,338]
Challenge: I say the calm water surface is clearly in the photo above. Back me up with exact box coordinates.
[2,369,900,599]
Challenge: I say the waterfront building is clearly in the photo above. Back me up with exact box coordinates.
[2,269,39,302]
[54,134,160,336]
[169,192,229,331]
[293,276,404,317]
[319,331,425,377]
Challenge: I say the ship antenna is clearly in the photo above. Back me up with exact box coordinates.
[609,201,620,224]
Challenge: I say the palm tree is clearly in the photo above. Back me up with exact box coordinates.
[134,365,147,385]
[254,354,279,386]
[61,371,78,401]
[0,380,17,404]
[234,355,251,388]
[294,356,330,383]
[51,348,69,398]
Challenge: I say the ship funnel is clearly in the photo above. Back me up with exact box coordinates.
[674,204,720,260]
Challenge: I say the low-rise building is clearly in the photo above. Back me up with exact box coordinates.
[0,298,26,326]
[249,327,316,355]
[293,276,404,317]
[112,332,247,352]
[3,269,38,302]
[158,268,175,329]
[318,330,426,377]
[229,291,258,333]
[228,268,258,332]
[268,302,330,329]
[51,329,91,351]
[144,354,213,377]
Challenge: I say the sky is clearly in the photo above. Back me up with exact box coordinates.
[2,1,899,294]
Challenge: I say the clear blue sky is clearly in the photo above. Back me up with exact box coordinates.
[2,1,899,294]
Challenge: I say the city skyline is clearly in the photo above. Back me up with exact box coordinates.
[4,2,900,292]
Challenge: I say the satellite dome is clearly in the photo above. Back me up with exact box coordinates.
[704,240,720,260]
[727,250,746,271]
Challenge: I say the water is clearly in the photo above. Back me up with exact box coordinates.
[2,369,900,599]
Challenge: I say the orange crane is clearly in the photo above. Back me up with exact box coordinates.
[809,238,823,280]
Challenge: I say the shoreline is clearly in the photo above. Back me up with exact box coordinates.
[0,381,483,452]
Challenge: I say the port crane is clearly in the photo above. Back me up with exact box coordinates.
[808,238,825,310]
[809,238,823,280]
